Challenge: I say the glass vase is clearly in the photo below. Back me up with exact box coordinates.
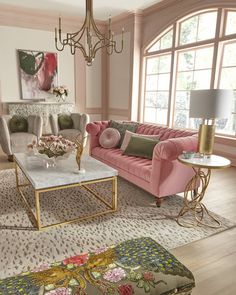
[44,157,56,168]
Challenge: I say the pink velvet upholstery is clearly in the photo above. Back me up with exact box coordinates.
[86,121,198,200]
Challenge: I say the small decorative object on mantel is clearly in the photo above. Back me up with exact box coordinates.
[51,85,68,102]
[27,135,76,168]
[74,136,86,174]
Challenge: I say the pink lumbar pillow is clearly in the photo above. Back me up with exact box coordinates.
[120,130,160,151]
[99,128,121,148]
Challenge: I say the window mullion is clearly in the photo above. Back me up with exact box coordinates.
[168,23,177,127]
[211,8,223,88]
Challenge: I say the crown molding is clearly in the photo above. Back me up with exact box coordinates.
[0,4,106,31]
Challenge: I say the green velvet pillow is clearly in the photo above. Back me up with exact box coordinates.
[58,114,73,130]
[9,115,28,133]
[109,120,139,147]
[123,135,159,159]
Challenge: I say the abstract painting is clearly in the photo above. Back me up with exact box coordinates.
[18,49,58,100]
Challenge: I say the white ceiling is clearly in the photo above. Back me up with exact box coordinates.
[0,0,164,20]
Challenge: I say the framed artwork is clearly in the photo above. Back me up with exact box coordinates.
[18,49,58,100]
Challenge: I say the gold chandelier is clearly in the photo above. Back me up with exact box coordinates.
[55,0,124,66]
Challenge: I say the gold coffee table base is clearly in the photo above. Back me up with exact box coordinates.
[15,163,118,231]
[177,168,221,228]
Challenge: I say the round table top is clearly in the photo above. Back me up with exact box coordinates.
[178,154,231,169]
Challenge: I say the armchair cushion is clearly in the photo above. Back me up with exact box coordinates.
[124,136,160,160]
[58,114,74,130]
[9,115,28,133]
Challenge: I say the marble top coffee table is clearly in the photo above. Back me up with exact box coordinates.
[14,153,118,230]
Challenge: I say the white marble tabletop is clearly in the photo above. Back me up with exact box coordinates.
[14,153,118,190]
[178,154,231,169]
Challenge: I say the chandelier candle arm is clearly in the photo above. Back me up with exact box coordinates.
[54,0,124,66]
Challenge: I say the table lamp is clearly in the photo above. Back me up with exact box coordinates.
[189,89,233,156]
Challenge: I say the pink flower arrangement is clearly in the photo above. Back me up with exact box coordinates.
[52,85,68,98]
[27,135,77,158]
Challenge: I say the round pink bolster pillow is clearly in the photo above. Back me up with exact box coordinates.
[99,128,121,148]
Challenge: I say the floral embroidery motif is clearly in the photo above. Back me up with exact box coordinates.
[46,287,72,295]
[103,267,126,282]
[63,254,88,267]
[118,284,135,295]
[128,271,167,293]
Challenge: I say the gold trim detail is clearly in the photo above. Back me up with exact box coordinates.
[15,162,117,231]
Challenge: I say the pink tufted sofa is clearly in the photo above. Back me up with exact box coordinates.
[86,121,198,203]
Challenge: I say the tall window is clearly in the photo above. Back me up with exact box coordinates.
[143,8,236,137]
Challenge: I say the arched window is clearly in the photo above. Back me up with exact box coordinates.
[142,8,236,137]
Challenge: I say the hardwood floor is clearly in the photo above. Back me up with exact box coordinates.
[0,148,236,294]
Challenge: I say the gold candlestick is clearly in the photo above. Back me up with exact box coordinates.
[74,135,86,174]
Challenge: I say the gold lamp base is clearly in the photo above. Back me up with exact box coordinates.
[198,124,215,155]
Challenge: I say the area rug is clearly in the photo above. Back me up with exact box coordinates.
[0,169,235,279]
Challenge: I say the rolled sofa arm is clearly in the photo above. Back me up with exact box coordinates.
[86,121,109,136]
[86,121,109,152]
[153,135,198,161]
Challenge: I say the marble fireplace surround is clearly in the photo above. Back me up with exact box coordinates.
[7,101,74,134]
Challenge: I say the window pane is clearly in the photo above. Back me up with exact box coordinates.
[220,68,236,89]
[178,51,195,71]
[147,55,171,74]
[146,75,158,91]
[179,12,217,45]
[145,92,158,107]
[197,12,217,42]
[148,29,173,52]
[175,91,190,109]
[179,16,198,45]
[174,110,189,128]
[176,72,194,91]
[193,69,212,89]
[144,91,169,125]
[158,73,170,90]
[195,47,214,69]
[225,11,236,35]
[144,107,157,123]
[144,107,168,125]
[216,114,236,135]
[159,55,171,73]
[222,43,236,67]
[147,58,159,74]
[160,30,173,49]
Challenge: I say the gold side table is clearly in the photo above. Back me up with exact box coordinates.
[177,154,231,228]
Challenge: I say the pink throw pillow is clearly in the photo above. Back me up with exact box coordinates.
[120,130,160,151]
[99,128,121,149]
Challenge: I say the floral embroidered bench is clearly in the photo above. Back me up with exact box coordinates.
[0,237,195,295]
